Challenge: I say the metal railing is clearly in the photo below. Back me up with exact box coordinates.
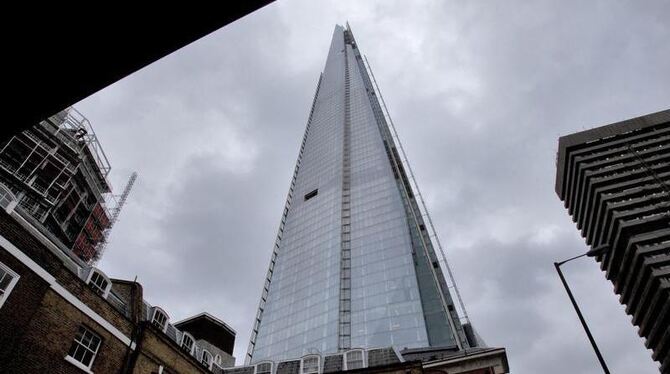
[106,290,130,317]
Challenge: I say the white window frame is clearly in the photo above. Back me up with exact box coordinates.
[0,183,18,213]
[65,325,102,373]
[0,261,20,309]
[301,355,320,374]
[180,332,195,355]
[85,268,111,298]
[255,361,273,374]
[344,349,366,370]
[201,349,213,369]
[151,307,170,333]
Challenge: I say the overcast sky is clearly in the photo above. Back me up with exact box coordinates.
[76,1,669,372]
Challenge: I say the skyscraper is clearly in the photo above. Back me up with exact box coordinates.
[246,24,479,364]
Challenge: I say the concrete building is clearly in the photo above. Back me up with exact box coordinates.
[0,108,114,263]
[555,109,670,372]
[243,24,508,374]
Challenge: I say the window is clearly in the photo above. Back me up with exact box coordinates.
[345,350,364,370]
[181,332,195,355]
[301,356,320,374]
[201,350,213,368]
[86,268,110,298]
[65,325,102,370]
[151,307,169,332]
[0,183,17,212]
[0,262,19,308]
[304,189,318,201]
[214,354,223,366]
[256,361,273,374]
[150,308,169,331]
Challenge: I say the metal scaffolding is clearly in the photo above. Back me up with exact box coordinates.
[0,108,115,263]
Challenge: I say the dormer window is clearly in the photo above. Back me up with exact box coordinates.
[86,268,111,298]
[201,350,213,369]
[151,307,169,333]
[301,355,320,374]
[0,183,17,213]
[256,361,273,374]
[345,350,365,370]
[0,261,20,309]
[181,332,195,355]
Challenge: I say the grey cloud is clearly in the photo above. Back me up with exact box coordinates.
[77,0,667,372]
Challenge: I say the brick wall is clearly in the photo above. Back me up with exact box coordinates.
[0,247,50,367]
[3,290,130,373]
[0,219,137,373]
[133,324,210,374]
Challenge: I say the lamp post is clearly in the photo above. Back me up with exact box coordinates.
[554,244,611,374]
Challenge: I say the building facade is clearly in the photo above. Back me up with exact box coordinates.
[555,109,670,372]
[0,111,237,373]
[225,346,508,374]
[0,108,113,263]
[0,204,237,373]
[247,24,484,365]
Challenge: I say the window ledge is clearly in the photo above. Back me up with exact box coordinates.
[64,355,94,374]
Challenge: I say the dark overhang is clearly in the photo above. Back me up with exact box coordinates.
[5,2,274,141]
[174,312,236,355]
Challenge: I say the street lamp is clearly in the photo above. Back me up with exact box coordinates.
[554,244,611,374]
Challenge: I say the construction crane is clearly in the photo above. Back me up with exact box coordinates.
[92,171,138,264]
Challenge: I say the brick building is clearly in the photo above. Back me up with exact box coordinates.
[0,201,236,373]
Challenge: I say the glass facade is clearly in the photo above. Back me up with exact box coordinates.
[248,25,465,364]
[345,42,429,350]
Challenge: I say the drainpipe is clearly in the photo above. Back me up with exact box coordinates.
[119,279,145,374]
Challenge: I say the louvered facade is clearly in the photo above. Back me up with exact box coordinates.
[555,109,670,372]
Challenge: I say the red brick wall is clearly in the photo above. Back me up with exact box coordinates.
[0,247,50,367]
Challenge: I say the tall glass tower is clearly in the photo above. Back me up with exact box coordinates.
[247,24,474,364]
